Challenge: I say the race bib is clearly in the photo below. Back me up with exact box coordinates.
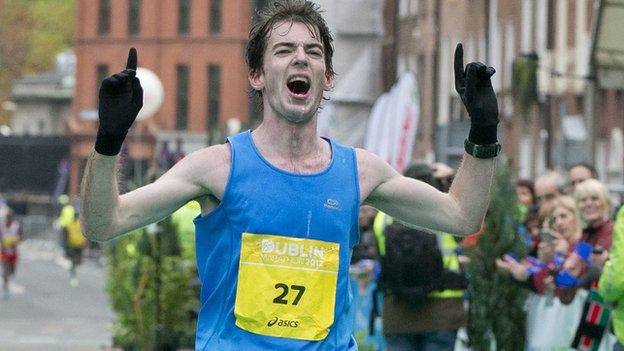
[234,233,340,341]
[1,235,17,248]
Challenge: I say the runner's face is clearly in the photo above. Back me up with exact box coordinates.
[250,21,332,124]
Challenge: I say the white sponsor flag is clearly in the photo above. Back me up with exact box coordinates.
[364,93,390,160]
[364,72,419,173]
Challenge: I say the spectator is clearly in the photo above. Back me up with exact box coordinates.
[516,179,537,250]
[351,205,378,263]
[431,162,455,193]
[599,207,624,350]
[575,179,614,253]
[497,196,590,350]
[535,196,583,271]
[568,162,597,190]
[516,178,536,210]
[376,163,467,351]
[534,172,564,212]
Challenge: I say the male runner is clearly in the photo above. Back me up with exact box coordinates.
[80,1,500,350]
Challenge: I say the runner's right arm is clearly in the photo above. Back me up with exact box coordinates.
[79,48,216,241]
[80,149,212,241]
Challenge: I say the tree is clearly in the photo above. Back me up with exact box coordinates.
[0,0,74,123]
[106,215,199,350]
[467,162,528,350]
[23,0,75,74]
[0,0,31,94]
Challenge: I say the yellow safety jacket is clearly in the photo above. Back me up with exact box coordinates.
[67,220,87,249]
[58,204,75,228]
[373,212,464,299]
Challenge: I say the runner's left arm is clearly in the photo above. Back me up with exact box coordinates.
[362,43,498,236]
[361,150,494,236]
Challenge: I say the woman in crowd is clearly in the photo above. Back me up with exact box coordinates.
[497,196,601,350]
[516,179,536,213]
[575,178,614,254]
[516,179,539,253]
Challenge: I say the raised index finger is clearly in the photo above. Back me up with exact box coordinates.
[126,48,137,71]
[454,43,465,92]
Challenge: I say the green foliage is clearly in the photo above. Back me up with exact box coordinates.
[24,0,75,73]
[467,163,528,351]
[0,0,74,93]
[0,0,31,94]
[106,216,199,350]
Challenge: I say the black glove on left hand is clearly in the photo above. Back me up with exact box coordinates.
[454,43,499,145]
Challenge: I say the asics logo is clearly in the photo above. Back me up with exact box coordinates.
[267,316,299,328]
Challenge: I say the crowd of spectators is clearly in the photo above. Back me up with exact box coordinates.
[352,161,624,350]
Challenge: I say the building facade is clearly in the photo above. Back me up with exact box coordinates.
[392,0,623,185]
[70,0,262,195]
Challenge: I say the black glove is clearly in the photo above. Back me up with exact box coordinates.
[454,43,499,145]
[95,48,143,156]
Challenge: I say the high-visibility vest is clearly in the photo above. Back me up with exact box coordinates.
[67,220,87,248]
[58,204,75,228]
[373,211,464,299]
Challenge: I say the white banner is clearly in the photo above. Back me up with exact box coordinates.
[364,73,420,173]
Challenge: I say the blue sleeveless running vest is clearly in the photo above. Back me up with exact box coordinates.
[193,130,360,350]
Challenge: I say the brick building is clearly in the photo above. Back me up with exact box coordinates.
[69,0,269,196]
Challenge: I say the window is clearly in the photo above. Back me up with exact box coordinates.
[128,0,141,35]
[399,0,408,18]
[207,65,221,130]
[96,65,109,93]
[210,0,222,34]
[176,65,189,130]
[178,0,191,34]
[409,0,418,16]
[98,0,111,35]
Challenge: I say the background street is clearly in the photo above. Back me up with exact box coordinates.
[0,239,114,351]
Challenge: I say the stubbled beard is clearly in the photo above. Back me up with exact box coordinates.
[283,112,313,124]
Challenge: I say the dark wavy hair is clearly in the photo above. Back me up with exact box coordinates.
[246,0,335,101]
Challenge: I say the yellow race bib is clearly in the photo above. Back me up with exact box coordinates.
[234,233,340,341]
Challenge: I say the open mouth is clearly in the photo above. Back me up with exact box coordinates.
[287,76,311,97]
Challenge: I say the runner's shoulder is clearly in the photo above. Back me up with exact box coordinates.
[354,148,400,203]
[354,148,396,179]
[182,143,232,170]
[178,143,231,197]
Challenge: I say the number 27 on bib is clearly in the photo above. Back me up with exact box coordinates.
[234,233,340,340]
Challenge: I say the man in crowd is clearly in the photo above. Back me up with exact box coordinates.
[534,172,564,211]
[568,162,596,189]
